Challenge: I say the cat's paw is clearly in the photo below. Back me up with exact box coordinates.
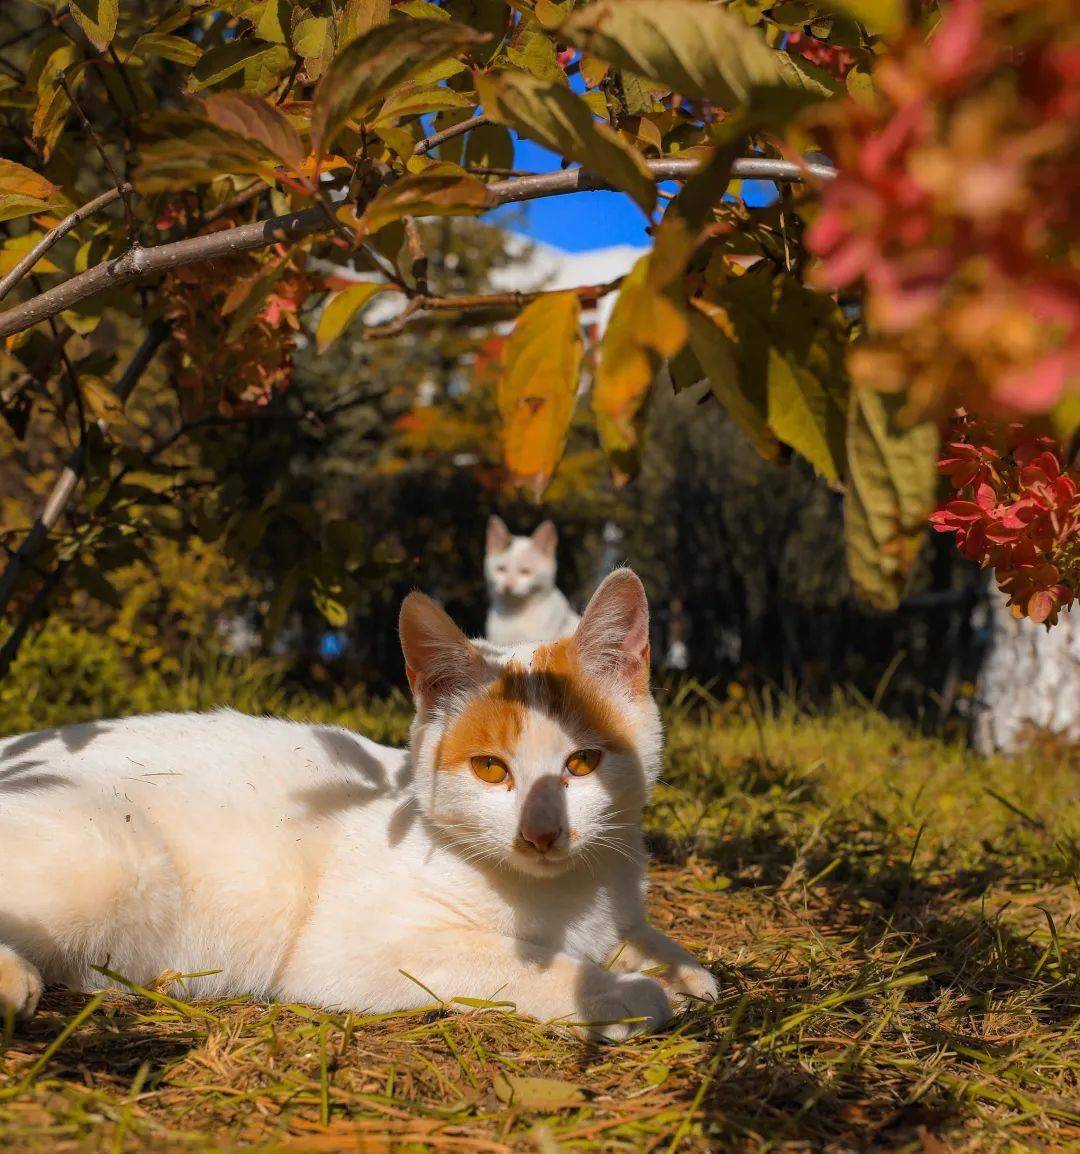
[578,972,673,1043]
[0,950,43,1021]
[656,961,719,1009]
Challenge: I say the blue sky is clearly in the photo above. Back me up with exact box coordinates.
[486,138,779,253]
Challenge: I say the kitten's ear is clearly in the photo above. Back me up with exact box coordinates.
[399,593,487,709]
[486,515,511,555]
[573,569,651,695]
[531,520,558,559]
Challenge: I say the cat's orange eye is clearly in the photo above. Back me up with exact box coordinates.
[471,755,510,785]
[564,749,602,777]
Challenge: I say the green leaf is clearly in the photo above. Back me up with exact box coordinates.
[687,300,780,463]
[845,390,939,611]
[135,116,280,192]
[355,164,493,234]
[498,291,583,498]
[293,15,332,79]
[131,32,203,66]
[375,84,475,123]
[561,0,786,109]
[665,141,742,232]
[767,346,846,482]
[464,122,513,170]
[203,91,305,169]
[503,15,563,82]
[191,40,285,90]
[316,281,394,351]
[253,0,287,43]
[475,71,656,214]
[689,270,849,478]
[311,19,489,157]
[70,0,118,52]
[491,1073,588,1110]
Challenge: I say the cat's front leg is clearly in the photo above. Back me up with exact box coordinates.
[358,930,675,1042]
[610,924,719,1008]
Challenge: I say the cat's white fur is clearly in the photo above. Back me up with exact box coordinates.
[484,516,580,645]
[0,571,715,1039]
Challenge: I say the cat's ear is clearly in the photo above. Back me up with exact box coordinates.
[486,515,511,555]
[399,593,487,709]
[531,520,557,559]
[573,569,651,695]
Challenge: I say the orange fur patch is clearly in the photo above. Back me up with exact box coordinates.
[436,642,635,771]
[438,689,526,771]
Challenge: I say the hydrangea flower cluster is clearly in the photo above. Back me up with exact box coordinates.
[807,0,1079,421]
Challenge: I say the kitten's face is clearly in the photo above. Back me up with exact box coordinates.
[400,571,659,879]
[484,517,557,602]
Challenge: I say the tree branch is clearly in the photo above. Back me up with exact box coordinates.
[364,278,623,339]
[0,157,837,341]
[0,183,132,304]
[0,207,326,339]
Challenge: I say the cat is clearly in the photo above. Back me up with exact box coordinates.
[0,570,716,1040]
[484,516,581,645]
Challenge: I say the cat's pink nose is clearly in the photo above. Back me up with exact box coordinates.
[521,827,561,853]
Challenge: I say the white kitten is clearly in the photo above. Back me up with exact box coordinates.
[484,516,580,645]
[0,571,716,1039]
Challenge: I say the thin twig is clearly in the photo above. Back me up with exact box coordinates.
[201,184,266,226]
[0,183,131,304]
[412,113,488,157]
[403,218,429,297]
[57,69,139,247]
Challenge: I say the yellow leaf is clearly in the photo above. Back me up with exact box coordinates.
[316,282,394,351]
[593,250,689,482]
[498,291,583,498]
[70,0,118,52]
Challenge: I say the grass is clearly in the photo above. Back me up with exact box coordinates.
[1,680,1078,1152]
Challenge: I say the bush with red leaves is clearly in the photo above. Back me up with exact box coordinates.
[157,214,314,419]
[786,31,857,79]
[931,414,1079,624]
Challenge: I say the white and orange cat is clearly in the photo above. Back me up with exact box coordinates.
[484,516,580,645]
[0,571,716,1039]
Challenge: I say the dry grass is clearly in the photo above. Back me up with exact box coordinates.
[1,687,1078,1153]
